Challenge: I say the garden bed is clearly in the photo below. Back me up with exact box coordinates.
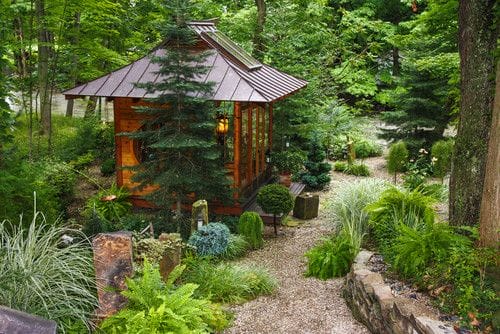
[344,250,458,334]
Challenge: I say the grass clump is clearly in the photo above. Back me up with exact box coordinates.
[354,139,383,158]
[238,211,264,249]
[0,212,97,332]
[220,234,249,260]
[305,232,356,279]
[181,257,277,304]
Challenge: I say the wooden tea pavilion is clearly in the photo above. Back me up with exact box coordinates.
[63,20,307,215]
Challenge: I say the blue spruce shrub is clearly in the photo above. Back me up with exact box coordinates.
[188,223,230,257]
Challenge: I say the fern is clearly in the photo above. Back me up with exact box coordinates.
[100,260,228,333]
[391,221,469,280]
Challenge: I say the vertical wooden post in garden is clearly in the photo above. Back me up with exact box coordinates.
[92,232,134,320]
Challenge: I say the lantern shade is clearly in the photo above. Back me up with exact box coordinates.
[216,115,229,135]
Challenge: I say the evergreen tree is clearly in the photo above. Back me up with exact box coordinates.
[128,0,231,212]
[301,135,331,189]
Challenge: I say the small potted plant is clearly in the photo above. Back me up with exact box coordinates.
[270,151,304,187]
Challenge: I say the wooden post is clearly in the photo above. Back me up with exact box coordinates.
[268,103,273,150]
[246,105,253,183]
[255,105,260,175]
[234,102,241,191]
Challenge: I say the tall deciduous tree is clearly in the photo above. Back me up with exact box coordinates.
[128,0,231,213]
[478,62,499,248]
[253,0,266,60]
[449,0,497,227]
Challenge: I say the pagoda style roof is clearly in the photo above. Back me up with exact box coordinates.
[63,21,307,103]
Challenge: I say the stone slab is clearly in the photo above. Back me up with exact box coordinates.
[0,306,57,334]
[92,231,133,319]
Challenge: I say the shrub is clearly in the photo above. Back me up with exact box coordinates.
[85,184,131,223]
[257,184,294,234]
[334,161,348,172]
[387,141,408,182]
[220,234,249,260]
[305,232,356,279]
[100,261,228,333]
[217,215,240,234]
[346,163,370,176]
[181,257,277,304]
[354,139,383,158]
[431,139,454,181]
[188,222,230,257]
[366,187,436,255]
[270,150,305,174]
[37,158,77,211]
[301,136,331,189]
[0,213,97,332]
[100,158,115,176]
[327,179,389,251]
[238,211,264,249]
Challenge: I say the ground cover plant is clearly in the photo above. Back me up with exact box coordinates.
[181,257,277,304]
[100,261,229,333]
[0,212,97,332]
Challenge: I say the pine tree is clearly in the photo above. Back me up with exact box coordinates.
[128,0,231,212]
[379,64,453,153]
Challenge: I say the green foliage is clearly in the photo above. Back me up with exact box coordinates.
[327,179,390,251]
[126,0,231,209]
[238,211,264,249]
[270,150,305,174]
[366,187,436,253]
[431,139,454,180]
[305,232,356,279]
[135,236,183,265]
[300,136,331,189]
[334,161,348,172]
[69,152,95,170]
[346,163,370,176]
[0,213,97,332]
[354,139,383,158]
[181,257,277,304]
[85,184,131,223]
[0,162,62,224]
[387,141,408,180]
[220,234,249,260]
[256,184,294,216]
[100,260,228,333]
[36,158,77,212]
[391,221,469,280]
[188,223,230,257]
[217,215,239,234]
[100,158,116,176]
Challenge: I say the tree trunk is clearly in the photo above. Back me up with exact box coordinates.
[13,16,28,79]
[252,0,266,60]
[36,0,52,137]
[392,48,400,76]
[478,61,500,248]
[449,0,497,226]
[66,12,80,118]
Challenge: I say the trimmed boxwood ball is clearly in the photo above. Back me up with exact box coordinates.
[257,184,294,235]
[188,222,230,257]
[238,211,264,249]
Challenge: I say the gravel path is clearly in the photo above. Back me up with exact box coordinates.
[224,176,372,334]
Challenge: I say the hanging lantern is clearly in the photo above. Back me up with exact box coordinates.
[216,115,229,136]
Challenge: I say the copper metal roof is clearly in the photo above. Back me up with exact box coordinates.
[63,21,307,103]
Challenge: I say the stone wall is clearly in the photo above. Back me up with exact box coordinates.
[344,250,455,334]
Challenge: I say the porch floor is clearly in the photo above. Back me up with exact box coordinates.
[243,182,306,224]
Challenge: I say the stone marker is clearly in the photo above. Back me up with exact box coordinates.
[293,193,319,219]
[191,199,209,233]
[92,231,133,320]
[0,306,57,334]
[158,233,183,281]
